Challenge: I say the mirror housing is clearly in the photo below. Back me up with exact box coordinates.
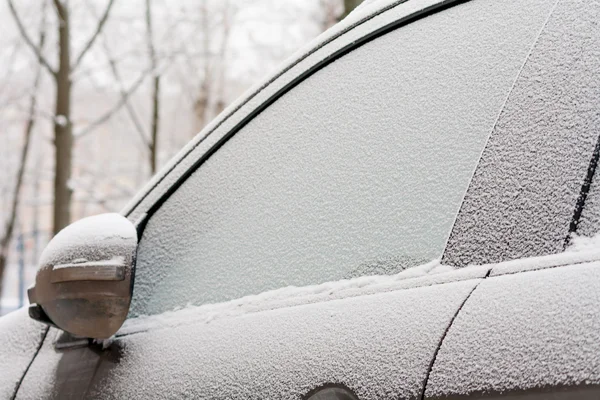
[28,213,137,339]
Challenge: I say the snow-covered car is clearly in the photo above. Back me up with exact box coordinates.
[3,0,600,398]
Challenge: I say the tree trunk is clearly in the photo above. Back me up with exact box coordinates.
[194,3,212,134]
[146,0,160,176]
[53,2,73,235]
[149,75,160,175]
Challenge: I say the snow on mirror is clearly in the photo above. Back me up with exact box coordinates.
[130,0,557,316]
[28,213,137,339]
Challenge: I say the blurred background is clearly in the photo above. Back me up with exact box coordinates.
[0,0,363,315]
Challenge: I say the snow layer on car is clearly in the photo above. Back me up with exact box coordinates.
[487,232,600,276]
[568,232,600,253]
[425,261,600,398]
[85,280,480,400]
[442,0,600,266]
[122,235,600,336]
[0,308,47,400]
[38,213,135,271]
[119,261,489,335]
[122,0,556,228]
[129,0,557,317]
[14,328,87,400]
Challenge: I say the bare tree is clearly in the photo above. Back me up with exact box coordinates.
[7,0,116,235]
[0,4,47,299]
[76,0,185,177]
[146,0,160,175]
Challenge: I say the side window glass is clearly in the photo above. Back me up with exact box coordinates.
[130,0,557,317]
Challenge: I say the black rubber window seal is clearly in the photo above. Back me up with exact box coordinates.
[564,132,600,248]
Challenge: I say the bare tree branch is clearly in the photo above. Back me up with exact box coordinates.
[102,41,150,147]
[71,0,116,71]
[80,0,150,147]
[71,1,191,82]
[74,67,153,138]
[71,41,144,81]
[6,0,57,78]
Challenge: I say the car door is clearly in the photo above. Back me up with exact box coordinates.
[0,308,48,400]
[425,0,600,397]
[14,0,568,398]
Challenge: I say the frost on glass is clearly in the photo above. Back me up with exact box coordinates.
[131,0,556,316]
[442,0,600,267]
[425,262,600,398]
[0,309,47,400]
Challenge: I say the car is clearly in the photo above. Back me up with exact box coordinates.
[2,0,600,398]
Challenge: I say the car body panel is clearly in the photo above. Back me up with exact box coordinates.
[13,328,103,400]
[0,308,47,400]
[16,251,600,399]
[18,277,481,400]
[425,261,600,399]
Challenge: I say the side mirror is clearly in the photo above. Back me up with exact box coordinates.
[28,213,137,339]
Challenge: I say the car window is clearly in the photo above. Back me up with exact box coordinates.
[129,0,557,316]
